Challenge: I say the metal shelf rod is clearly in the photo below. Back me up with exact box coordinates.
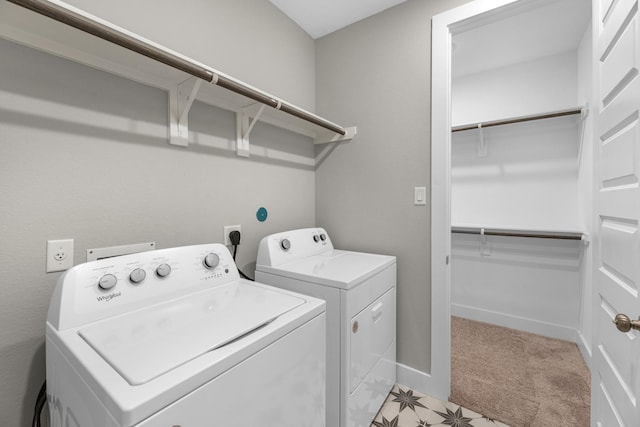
[8,0,347,136]
[451,227,583,240]
[451,108,583,133]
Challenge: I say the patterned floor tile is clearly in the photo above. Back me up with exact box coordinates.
[371,384,511,427]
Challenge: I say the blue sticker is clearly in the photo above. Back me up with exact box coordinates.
[256,207,268,222]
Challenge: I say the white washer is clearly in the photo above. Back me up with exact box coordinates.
[255,228,396,427]
[46,243,326,427]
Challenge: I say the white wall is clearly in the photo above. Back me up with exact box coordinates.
[451,117,580,230]
[451,49,586,341]
[576,25,594,365]
[451,52,582,230]
[452,52,578,126]
[452,234,582,340]
[64,0,316,111]
[0,1,316,425]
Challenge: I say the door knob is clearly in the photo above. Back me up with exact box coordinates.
[613,314,640,333]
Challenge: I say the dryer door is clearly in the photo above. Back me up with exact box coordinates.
[349,287,395,392]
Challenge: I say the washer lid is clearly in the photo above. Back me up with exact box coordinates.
[259,250,395,289]
[78,281,305,386]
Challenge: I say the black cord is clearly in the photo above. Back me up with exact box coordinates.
[232,244,254,281]
[32,381,46,427]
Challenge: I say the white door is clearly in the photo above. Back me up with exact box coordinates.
[592,0,640,425]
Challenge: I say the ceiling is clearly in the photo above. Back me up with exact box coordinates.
[270,0,591,78]
[268,0,409,39]
[452,0,591,77]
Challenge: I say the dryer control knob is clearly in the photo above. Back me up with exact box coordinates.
[313,235,320,242]
[320,233,327,241]
[129,268,146,284]
[98,273,117,290]
[203,253,220,269]
[156,263,172,278]
[280,238,291,251]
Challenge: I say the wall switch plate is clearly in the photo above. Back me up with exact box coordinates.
[47,239,74,273]
[414,187,427,205]
[224,225,241,246]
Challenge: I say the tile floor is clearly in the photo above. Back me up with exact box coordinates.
[371,384,511,427]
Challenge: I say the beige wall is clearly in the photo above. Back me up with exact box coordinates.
[315,0,473,374]
[0,0,482,424]
[0,1,315,426]
[65,0,316,110]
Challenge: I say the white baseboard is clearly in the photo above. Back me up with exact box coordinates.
[396,363,447,400]
[576,331,592,370]
[452,303,578,342]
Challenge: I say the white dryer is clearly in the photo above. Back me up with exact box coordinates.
[46,243,326,427]
[255,228,396,427]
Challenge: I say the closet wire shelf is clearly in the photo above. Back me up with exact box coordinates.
[4,0,355,147]
[451,107,584,133]
[451,226,585,241]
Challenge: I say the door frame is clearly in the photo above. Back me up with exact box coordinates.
[430,0,540,400]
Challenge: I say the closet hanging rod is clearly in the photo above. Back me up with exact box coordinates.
[7,0,347,136]
[451,226,583,240]
[451,107,583,133]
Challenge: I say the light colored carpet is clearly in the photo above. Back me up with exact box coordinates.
[450,316,590,427]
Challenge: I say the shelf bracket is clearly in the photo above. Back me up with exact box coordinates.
[169,77,203,147]
[314,126,358,145]
[479,228,491,256]
[577,103,590,168]
[476,124,487,157]
[236,104,267,157]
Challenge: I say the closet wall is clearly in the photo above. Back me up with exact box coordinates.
[452,52,581,230]
[576,23,594,363]
[450,20,593,354]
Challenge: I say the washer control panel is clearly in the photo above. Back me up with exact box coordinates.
[256,228,334,268]
[280,238,291,251]
[49,244,241,330]
[97,273,117,290]
[203,252,220,269]
[129,267,146,284]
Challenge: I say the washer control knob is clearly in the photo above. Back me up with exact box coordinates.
[129,268,146,284]
[313,235,320,242]
[320,233,327,241]
[203,253,220,269]
[280,238,291,251]
[98,273,117,290]
[156,263,171,278]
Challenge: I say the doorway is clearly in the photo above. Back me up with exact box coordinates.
[430,0,593,422]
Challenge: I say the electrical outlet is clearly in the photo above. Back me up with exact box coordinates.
[224,225,241,246]
[47,239,74,273]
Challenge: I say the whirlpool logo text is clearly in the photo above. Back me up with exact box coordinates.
[96,292,121,302]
